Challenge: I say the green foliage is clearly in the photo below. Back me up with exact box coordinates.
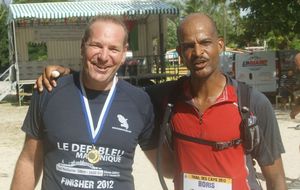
[166,19,178,50]
[290,38,300,51]
[231,0,300,50]
[0,5,9,73]
[164,0,182,50]
[167,0,300,50]
[28,42,48,61]
[183,0,219,16]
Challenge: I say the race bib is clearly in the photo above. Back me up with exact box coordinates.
[183,173,232,190]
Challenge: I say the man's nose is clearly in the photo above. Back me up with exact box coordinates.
[97,48,109,61]
[194,44,204,56]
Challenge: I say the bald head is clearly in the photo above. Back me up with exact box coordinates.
[175,13,224,80]
[177,13,218,43]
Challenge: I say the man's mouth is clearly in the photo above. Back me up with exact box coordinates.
[92,62,110,72]
[193,58,209,69]
[193,57,209,63]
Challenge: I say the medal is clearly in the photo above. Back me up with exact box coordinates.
[87,145,101,164]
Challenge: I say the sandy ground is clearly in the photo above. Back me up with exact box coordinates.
[0,100,299,190]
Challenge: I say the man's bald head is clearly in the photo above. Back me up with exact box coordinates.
[177,13,218,43]
[175,13,224,80]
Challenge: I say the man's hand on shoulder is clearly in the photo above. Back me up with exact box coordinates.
[34,65,71,92]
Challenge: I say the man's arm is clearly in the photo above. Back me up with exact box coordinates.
[260,156,287,190]
[143,143,175,178]
[34,65,71,92]
[10,135,44,190]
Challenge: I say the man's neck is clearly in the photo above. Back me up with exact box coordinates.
[190,72,226,97]
[82,74,115,91]
[189,72,226,111]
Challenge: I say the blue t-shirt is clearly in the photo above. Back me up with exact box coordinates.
[22,73,155,190]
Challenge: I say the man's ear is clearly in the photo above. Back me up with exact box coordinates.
[176,45,186,67]
[121,43,129,64]
[80,39,85,57]
[218,37,225,54]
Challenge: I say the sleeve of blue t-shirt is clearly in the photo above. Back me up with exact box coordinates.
[137,94,155,151]
[21,89,45,139]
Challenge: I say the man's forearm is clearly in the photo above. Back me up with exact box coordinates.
[144,147,175,178]
[10,156,42,190]
[266,177,287,190]
[262,158,287,190]
[11,136,44,190]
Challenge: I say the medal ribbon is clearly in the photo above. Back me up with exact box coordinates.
[79,73,117,144]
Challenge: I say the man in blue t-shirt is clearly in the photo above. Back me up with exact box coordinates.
[11,16,157,190]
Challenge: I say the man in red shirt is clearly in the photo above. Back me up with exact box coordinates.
[147,13,287,190]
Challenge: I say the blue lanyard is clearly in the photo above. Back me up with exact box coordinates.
[79,73,117,144]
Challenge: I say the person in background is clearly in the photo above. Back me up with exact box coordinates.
[34,13,287,190]
[288,53,300,190]
[279,69,297,109]
[290,53,300,120]
[10,16,162,190]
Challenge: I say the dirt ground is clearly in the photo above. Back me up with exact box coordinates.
[0,99,299,190]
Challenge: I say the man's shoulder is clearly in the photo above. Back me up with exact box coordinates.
[118,79,146,94]
[54,73,77,89]
[117,79,152,103]
[249,86,270,105]
[228,77,267,102]
[228,77,270,112]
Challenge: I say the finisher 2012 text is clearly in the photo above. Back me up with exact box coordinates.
[61,177,114,189]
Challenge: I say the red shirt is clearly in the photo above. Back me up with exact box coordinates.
[171,80,250,190]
